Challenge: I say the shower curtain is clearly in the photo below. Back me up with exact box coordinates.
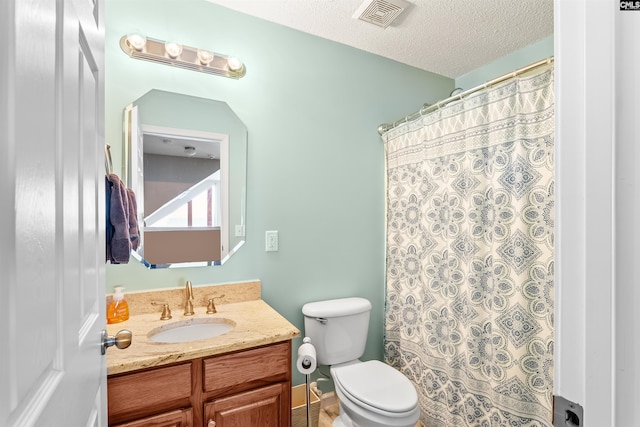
[384,67,554,427]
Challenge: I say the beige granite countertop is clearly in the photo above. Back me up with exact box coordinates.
[106,281,300,375]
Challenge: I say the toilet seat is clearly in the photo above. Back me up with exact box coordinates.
[331,360,418,416]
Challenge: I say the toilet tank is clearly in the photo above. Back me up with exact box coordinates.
[302,297,372,366]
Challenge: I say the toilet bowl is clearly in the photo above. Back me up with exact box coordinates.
[330,360,420,427]
[302,297,420,427]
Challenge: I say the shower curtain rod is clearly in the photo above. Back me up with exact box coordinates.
[377,56,554,136]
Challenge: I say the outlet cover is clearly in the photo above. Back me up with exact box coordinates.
[553,395,583,426]
[265,230,278,252]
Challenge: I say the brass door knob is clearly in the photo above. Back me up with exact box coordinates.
[101,329,132,355]
[208,420,216,427]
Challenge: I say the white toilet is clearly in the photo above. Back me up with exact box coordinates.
[302,297,420,427]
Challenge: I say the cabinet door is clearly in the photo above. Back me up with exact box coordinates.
[205,382,289,427]
[112,408,193,427]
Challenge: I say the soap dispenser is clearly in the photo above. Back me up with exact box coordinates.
[107,286,130,324]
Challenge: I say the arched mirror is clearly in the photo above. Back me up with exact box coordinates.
[123,89,247,268]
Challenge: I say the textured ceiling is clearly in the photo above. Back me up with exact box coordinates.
[205,0,553,78]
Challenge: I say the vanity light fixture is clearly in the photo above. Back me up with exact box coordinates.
[196,48,214,65]
[126,32,147,51]
[227,56,243,72]
[164,41,183,59]
[120,34,246,79]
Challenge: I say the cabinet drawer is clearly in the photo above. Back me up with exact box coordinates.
[112,408,193,427]
[108,362,192,420]
[203,341,290,393]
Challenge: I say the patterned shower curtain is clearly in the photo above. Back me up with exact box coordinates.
[383,68,554,427]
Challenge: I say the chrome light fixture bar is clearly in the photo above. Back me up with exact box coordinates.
[119,34,246,79]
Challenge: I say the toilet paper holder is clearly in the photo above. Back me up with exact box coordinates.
[301,357,313,370]
[297,337,317,427]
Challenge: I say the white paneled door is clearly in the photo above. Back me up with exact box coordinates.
[0,0,110,426]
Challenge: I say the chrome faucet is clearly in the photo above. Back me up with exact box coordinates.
[184,281,195,316]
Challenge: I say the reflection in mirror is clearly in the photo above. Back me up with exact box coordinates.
[124,90,247,268]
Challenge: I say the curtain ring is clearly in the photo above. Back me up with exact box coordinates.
[419,103,432,116]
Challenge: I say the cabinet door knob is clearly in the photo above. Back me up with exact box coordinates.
[208,420,216,427]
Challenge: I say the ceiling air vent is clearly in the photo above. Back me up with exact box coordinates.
[353,0,410,28]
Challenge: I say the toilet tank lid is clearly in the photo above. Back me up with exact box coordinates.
[302,297,372,318]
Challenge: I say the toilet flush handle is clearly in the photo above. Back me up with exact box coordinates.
[315,317,328,325]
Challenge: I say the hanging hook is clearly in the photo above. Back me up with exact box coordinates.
[105,144,113,175]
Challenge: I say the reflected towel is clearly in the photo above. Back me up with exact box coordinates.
[126,188,139,250]
[106,177,113,262]
[107,173,131,263]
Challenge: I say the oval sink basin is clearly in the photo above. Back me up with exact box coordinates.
[148,319,235,343]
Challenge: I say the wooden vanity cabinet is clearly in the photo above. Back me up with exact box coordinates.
[108,341,292,427]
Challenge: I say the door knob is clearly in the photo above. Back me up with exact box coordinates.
[208,420,216,427]
[101,329,132,355]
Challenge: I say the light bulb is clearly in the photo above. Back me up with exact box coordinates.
[164,41,183,58]
[227,57,243,72]
[126,32,147,51]
[197,49,214,65]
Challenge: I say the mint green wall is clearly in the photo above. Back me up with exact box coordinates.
[455,35,554,90]
[105,0,453,385]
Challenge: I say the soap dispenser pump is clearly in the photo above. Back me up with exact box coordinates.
[107,286,130,324]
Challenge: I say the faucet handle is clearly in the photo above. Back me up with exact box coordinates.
[151,301,172,320]
[206,295,226,314]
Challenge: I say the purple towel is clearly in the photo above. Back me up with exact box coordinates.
[126,188,139,250]
[107,173,131,263]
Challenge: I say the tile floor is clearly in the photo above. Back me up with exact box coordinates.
[318,398,340,427]
[315,391,422,427]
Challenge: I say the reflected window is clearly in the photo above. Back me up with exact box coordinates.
[146,171,221,228]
